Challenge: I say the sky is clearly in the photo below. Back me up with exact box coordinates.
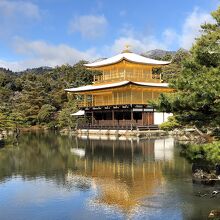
[0,0,219,71]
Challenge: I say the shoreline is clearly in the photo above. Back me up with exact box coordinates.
[0,126,209,142]
[60,127,206,142]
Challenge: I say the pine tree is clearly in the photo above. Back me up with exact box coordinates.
[155,6,220,129]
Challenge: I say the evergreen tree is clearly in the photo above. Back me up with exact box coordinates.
[154,7,220,130]
[57,100,77,129]
[161,49,190,82]
[38,104,56,124]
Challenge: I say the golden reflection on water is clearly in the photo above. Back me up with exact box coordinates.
[67,137,183,214]
[0,133,219,220]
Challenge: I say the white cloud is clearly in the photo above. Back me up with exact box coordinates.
[120,24,136,37]
[0,59,19,70]
[0,7,215,71]
[108,36,168,55]
[0,0,41,20]
[104,24,169,55]
[0,0,42,37]
[0,38,99,71]
[162,29,178,47]
[69,15,107,39]
[179,8,214,49]
[107,7,215,54]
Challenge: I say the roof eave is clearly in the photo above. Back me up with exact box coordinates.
[84,58,171,68]
[65,81,170,93]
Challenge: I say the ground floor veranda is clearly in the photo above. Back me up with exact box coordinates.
[76,105,169,130]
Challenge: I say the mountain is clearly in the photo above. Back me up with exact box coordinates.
[143,49,176,60]
[16,66,53,75]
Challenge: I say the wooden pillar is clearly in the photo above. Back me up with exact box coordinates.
[112,109,115,127]
[92,111,94,126]
[131,108,133,130]
[122,110,125,128]
[101,110,104,127]
[153,109,155,125]
[147,112,150,126]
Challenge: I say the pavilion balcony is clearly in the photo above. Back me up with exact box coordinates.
[77,97,156,108]
[93,71,161,84]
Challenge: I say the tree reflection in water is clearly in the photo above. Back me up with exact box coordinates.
[0,133,219,219]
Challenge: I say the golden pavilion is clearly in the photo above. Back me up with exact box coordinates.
[66,48,172,129]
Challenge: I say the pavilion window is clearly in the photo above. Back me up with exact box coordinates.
[118,68,124,78]
[94,95,102,105]
[104,70,110,80]
[136,68,142,80]
[103,112,112,120]
[143,70,149,79]
[94,112,102,120]
[143,92,153,102]
[123,111,131,120]
[133,112,142,120]
[152,92,160,99]
[113,92,116,103]
[115,111,123,120]
[125,67,132,79]
[87,95,92,101]
[111,68,116,79]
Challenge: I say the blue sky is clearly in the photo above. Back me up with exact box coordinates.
[0,0,219,71]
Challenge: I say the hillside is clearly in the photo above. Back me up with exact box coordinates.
[143,49,176,59]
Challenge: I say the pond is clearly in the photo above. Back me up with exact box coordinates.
[0,132,219,220]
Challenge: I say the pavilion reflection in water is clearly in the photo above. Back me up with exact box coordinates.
[66,138,187,214]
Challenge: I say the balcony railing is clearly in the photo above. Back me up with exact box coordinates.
[77,99,150,108]
[77,101,93,108]
[93,72,161,84]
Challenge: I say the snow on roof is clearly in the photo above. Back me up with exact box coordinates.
[84,52,171,68]
[65,81,129,92]
[65,81,169,93]
[134,82,169,87]
[70,110,85,116]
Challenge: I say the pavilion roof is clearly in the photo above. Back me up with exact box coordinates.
[65,81,169,93]
[84,52,171,68]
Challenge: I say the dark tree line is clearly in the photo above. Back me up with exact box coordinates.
[0,61,96,130]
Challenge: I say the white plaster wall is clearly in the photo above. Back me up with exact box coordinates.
[164,113,173,122]
[153,112,173,125]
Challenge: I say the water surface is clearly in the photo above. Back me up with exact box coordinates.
[0,133,219,220]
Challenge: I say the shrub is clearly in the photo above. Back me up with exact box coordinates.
[159,116,180,131]
[181,141,220,164]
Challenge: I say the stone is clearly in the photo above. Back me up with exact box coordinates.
[208,210,220,219]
